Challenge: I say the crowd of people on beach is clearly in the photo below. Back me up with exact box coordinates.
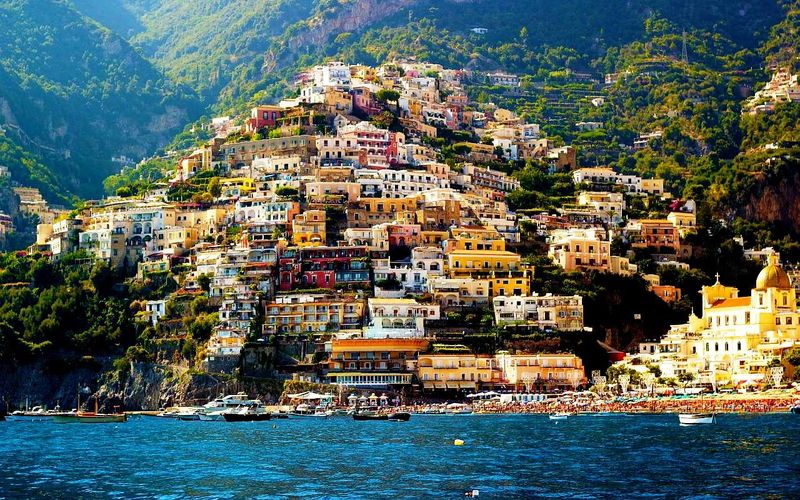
[385,395,799,415]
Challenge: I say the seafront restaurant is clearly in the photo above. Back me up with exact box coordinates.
[325,338,429,389]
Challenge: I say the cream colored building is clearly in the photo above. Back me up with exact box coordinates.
[548,228,610,272]
[630,252,800,387]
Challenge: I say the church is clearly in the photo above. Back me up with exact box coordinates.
[633,251,797,387]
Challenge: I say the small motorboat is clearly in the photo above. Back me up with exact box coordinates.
[678,413,715,425]
[222,403,271,422]
[790,405,800,415]
[353,411,388,421]
[176,409,204,421]
[387,412,411,422]
[270,412,290,419]
[549,413,570,421]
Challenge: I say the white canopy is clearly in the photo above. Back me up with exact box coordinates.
[287,391,333,401]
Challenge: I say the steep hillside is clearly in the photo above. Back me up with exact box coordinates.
[0,0,201,199]
[111,0,784,113]
[128,0,319,99]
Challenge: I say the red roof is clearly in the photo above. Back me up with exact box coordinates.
[710,297,750,309]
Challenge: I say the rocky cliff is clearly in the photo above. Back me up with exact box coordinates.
[741,160,800,234]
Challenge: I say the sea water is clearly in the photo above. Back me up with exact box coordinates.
[1,413,799,498]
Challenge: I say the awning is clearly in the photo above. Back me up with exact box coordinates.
[459,381,476,389]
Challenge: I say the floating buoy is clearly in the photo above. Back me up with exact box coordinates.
[272,424,277,429]
[454,439,465,446]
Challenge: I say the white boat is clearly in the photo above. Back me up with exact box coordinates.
[549,412,570,421]
[198,394,262,421]
[6,405,71,422]
[678,413,715,425]
[175,408,204,421]
[289,403,331,418]
[445,403,473,415]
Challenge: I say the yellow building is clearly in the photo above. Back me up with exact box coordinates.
[631,252,800,387]
[292,210,326,246]
[265,294,365,337]
[487,273,531,297]
[445,226,506,252]
[447,250,522,277]
[220,177,256,198]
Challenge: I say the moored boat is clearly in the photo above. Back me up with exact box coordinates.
[53,412,126,424]
[5,405,72,422]
[790,405,800,415]
[353,411,388,421]
[222,404,271,422]
[387,412,411,422]
[198,395,264,421]
[6,406,54,422]
[549,412,570,421]
[678,413,715,425]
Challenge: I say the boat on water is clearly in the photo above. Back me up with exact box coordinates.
[198,394,264,421]
[678,413,715,425]
[549,412,570,421]
[289,403,331,418]
[222,404,272,422]
[353,411,388,421]
[6,405,72,422]
[176,409,204,421]
[387,412,411,422]
[445,403,473,415]
[790,405,800,415]
[53,412,126,424]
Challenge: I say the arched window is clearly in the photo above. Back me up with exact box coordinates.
[715,342,719,352]
[737,342,741,351]
[724,342,729,351]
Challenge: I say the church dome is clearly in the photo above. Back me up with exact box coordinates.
[756,252,791,289]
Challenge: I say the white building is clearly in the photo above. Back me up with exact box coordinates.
[378,169,450,198]
[365,298,440,339]
[493,294,584,331]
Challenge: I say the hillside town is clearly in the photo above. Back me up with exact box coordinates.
[27,61,800,397]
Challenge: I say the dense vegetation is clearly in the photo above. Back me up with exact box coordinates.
[0,0,200,199]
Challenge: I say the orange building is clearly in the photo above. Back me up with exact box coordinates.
[326,338,429,389]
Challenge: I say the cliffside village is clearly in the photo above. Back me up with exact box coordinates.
[27,61,800,394]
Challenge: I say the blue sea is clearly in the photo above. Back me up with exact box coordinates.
[1,413,799,498]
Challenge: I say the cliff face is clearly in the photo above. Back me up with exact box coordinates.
[740,159,800,234]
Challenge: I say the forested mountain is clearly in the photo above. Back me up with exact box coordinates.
[2,0,799,206]
[0,0,200,200]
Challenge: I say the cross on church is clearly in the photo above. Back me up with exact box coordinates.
[715,273,720,283]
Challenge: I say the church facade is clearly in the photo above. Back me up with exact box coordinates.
[633,252,797,387]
